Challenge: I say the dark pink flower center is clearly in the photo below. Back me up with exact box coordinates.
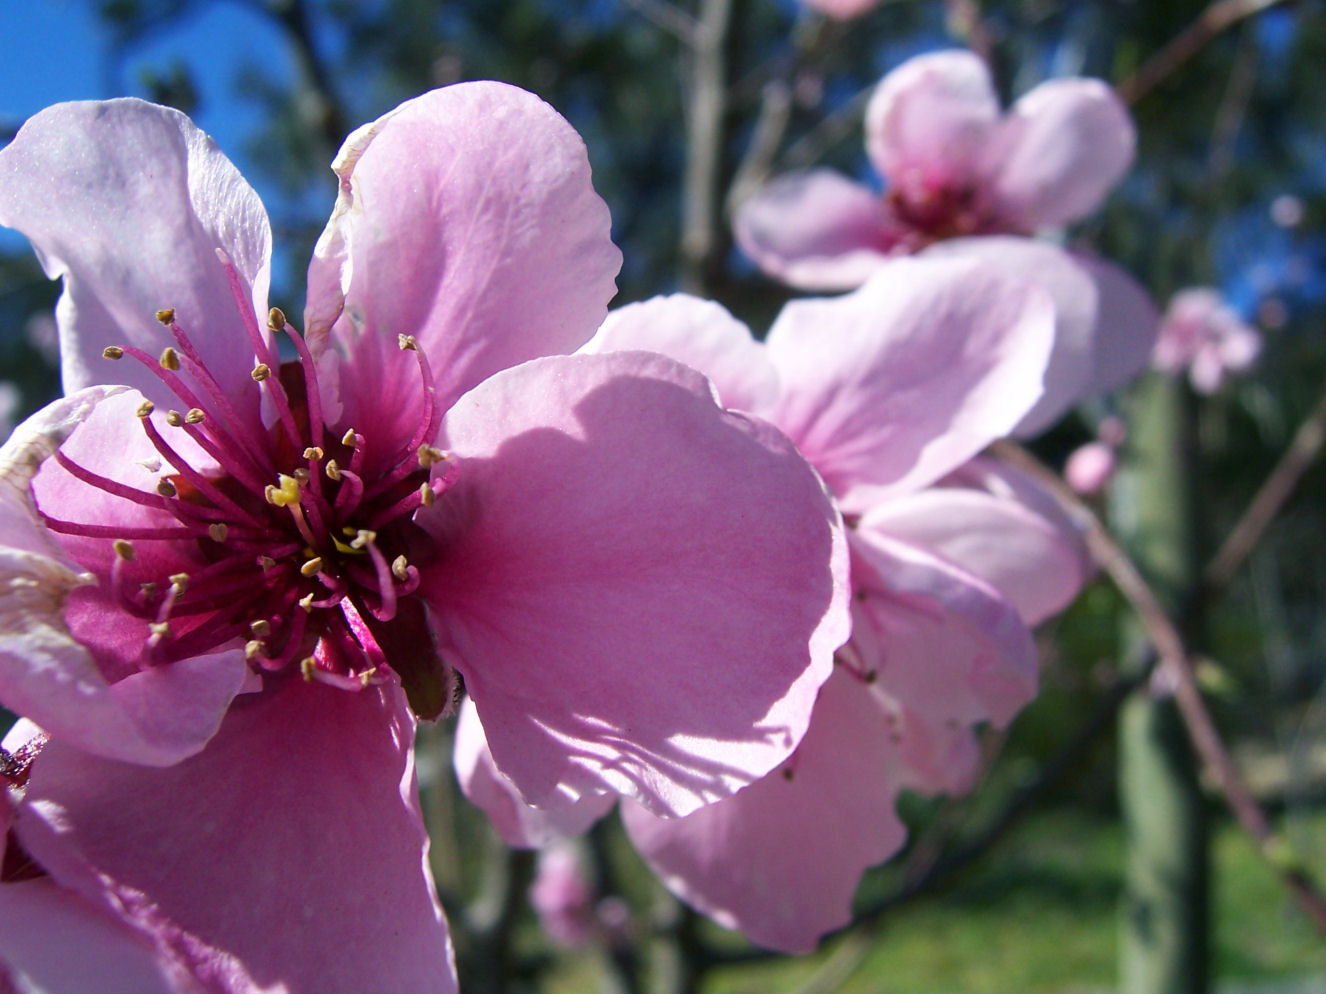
[885,179,1003,245]
[37,260,456,713]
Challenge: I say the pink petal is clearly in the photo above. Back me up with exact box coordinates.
[859,484,1089,626]
[583,295,779,415]
[864,50,1000,194]
[0,880,198,994]
[986,78,1134,229]
[16,680,456,994]
[1076,253,1160,397]
[842,528,1037,788]
[732,170,896,291]
[0,391,247,766]
[0,99,272,424]
[620,666,908,954]
[764,256,1055,510]
[418,351,849,817]
[453,700,614,849]
[1064,441,1117,497]
[305,82,621,467]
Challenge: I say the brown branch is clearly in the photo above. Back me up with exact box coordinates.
[1116,0,1292,106]
[1205,377,1326,591]
[994,441,1326,936]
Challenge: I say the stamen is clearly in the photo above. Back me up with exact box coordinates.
[185,408,205,425]
[155,308,175,325]
[252,364,271,382]
[208,523,229,543]
[102,346,124,360]
[392,555,409,581]
[113,540,135,561]
[250,619,272,638]
[156,479,177,498]
[53,450,168,511]
[159,348,181,371]
[300,557,323,577]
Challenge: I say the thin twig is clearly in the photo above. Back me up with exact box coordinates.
[1116,0,1291,105]
[680,0,735,294]
[1205,377,1326,591]
[995,442,1326,936]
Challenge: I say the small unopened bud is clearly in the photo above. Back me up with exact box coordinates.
[159,347,181,371]
[267,307,287,331]
[102,346,124,360]
[155,308,176,325]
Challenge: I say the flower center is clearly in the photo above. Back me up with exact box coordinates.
[886,180,998,244]
[36,257,455,701]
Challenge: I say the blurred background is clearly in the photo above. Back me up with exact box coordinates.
[2,1,1326,991]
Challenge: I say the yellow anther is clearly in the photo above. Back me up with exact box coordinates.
[324,459,341,481]
[265,474,302,508]
[185,408,205,424]
[245,640,265,661]
[148,621,171,639]
[159,347,181,371]
[341,428,357,447]
[155,478,178,498]
[166,411,184,427]
[300,657,317,682]
[359,668,378,687]
[250,619,272,638]
[208,523,229,543]
[102,346,124,360]
[136,401,156,419]
[303,446,324,461]
[140,582,157,599]
[155,308,176,325]
[398,334,418,351]
[417,445,445,468]
[258,556,276,570]
[169,573,189,593]
[112,539,135,561]
[419,482,435,507]
[251,363,272,382]
[391,555,409,581]
[267,307,287,331]
[300,557,323,577]
[350,529,376,550]
[298,592,315,612]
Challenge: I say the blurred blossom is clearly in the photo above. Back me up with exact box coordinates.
[23,312,59,363]
[0,382,19,440]
[1270,194,1304,229]
[529,844,597,948]
[1153,288,1263,394]
[800,0,881,18]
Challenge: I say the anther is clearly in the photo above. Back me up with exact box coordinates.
[136,401,155,419]
[350,529,376,550]
[303,447,324,461]
[251,363,271,382]
[359,668,378,687]
[265,475,301,508]
[417,445,445,468]
[245,640,265,661]
[208,523,229,543]
[324,459,341,481]
[155,479,178,498]
[250,619,272,638]
[300,557,323,577]
[169,573,189,593]
[185,408,205,424]
[258,556,276,570]
[300,657,317,682]
[102,346,124,360]
[112,539,135,561]
[166,411,184,427]
[148,621,171,639]
[155,308,176,325]
[391,555,409,581]
[159,347,181,371]
[298,592,315,612]
[140,581,157,599]
[398,334,418,351]
[267,307,287,331]
[419,482,435,507]
[293,468,311,485]
[341,428,357,447]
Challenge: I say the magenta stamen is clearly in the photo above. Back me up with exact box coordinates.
[40,516,195,541]
[284,500,319,550]
[362,541,397,622]
[365,483,428,530]
[110,555,146,617]
[54,451,168,511]
[331,468,364,521]
[216,250,278,371]
[340,597,388,669]
[279,321,325,452]
[138,417,262,525]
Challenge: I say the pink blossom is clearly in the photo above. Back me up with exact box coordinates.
[735,50,1156,434]
[0,87,849,991]
[529,844,598,948]
[1064,441,1116,497]
[1152,288,1263,394]
[800,0,881,18]
[458,258,1093,952]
